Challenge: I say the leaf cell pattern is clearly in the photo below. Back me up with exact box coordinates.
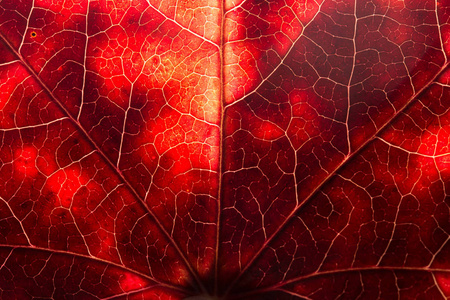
[0,0,449,299]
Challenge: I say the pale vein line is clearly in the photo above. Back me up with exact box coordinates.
[17,0,34,53]
[432,272,447,299]
[377,137,450,158]
[77,0,90,122]
[0,248,14,271]
[0,117,68,132]
[224,1,324,109]
[224,0,246,16]
[0,60,20,67]
[435,1,448,65]
[346,1,357,155]
[0,197,32,245]
[116,77,133,168]
[213,0,226,294]
[429,236,450,268]
[276,289,314,300]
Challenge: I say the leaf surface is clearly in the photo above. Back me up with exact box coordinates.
[0,0,449,299]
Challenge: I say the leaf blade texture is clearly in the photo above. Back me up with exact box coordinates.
[0,0,449,299]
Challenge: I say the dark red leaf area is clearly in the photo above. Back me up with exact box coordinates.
[219,0,449,287]
[233,272,446,299]
[0,0,450,299]
[0,247,176,300]
[280,271,445,300]
[231,82,450,296]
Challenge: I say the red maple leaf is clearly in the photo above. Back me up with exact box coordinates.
[0,0,449,299]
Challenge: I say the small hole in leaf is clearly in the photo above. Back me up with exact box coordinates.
[30,31,37,38]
